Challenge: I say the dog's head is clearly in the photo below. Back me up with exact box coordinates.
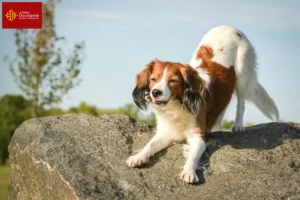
[132,59,206,115]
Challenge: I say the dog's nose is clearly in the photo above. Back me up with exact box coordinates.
[152,89,162,98]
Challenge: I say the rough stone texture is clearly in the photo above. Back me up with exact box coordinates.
[8,113,300,200]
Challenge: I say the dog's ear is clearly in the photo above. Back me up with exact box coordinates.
[132,60,155,110]
[181,65,205,115]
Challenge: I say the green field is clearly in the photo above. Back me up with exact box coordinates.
[0,165,11,200]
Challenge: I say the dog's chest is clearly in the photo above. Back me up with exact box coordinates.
[155,109,196,141]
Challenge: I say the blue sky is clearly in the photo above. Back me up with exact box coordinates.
[1,0,300,124]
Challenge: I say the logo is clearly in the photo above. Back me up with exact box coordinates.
[2,2,42,29]
[5,9,17,22]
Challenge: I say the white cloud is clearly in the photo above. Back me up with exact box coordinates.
[63,0,300,31]
[66,10,124,21]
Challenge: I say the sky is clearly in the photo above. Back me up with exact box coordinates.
[0,0,300,124]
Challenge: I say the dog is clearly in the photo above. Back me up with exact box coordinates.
[126,25,279,183]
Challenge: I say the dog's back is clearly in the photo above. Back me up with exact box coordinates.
[190,25,279,131]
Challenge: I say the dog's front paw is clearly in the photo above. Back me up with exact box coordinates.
[180,169,199,183]
[231,124,244,132]
[126,153,149,168]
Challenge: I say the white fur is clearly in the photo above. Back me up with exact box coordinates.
[190,25,279,131]
[180,134,206,183]
[190,59,211,90]
[189,58,203,70]
[150,67,171,102]
[154,101,196,141]
[196,67,210,89]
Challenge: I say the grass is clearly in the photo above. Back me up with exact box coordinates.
[0,163,11,200]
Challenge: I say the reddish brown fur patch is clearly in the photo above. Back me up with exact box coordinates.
[196,45,236,137]
[148,60,166,89]
[136,61,154,88]
[165,64,186,102]
[196,45,214,63]
[180,65,205,95]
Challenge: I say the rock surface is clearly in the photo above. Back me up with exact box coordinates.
[8,114,300,200]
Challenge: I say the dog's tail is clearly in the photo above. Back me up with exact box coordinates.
[234,31,279,122]
[245,81,279,121]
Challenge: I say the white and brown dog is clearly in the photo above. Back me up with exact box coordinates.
[126,25,279,183]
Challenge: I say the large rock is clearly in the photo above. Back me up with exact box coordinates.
[8,114,300,200]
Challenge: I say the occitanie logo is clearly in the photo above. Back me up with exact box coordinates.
[2,2,42,29]
[5,9,17,22]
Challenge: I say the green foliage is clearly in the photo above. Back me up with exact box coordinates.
[219,120,234,130]
[28,101,156,126]
[0,95,33,164]
[39,107,66,117]
[245,122,254,127]
[106,103,156,126]
[6,0,85,117]
[219,120,255,130]
[138,112,156,126]
[68,102,156,126]
[0,165,11,200]
[69,102,98,116]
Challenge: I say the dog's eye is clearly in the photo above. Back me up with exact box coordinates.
[150,78,156,82]
[169,79,178,83]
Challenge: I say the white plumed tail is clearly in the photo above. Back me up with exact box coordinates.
[245,81,280,121]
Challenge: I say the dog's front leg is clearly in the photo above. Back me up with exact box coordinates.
[180,134,206,183]
[126,133,172,167]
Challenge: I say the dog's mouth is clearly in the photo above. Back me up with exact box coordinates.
[146,92,170,106]
[154,100,169,106]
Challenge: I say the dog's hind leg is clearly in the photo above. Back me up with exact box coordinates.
[230,33,256,132]
[231,87,245,132]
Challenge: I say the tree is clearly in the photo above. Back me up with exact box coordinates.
[5,0,85,117]
[0,95,33,165]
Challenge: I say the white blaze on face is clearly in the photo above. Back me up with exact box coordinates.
[150,66,171,102]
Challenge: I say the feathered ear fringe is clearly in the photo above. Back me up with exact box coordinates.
[132,87,149,110]
[182,84,202,115]
[132,60,156,110]
[181,65,205,115]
